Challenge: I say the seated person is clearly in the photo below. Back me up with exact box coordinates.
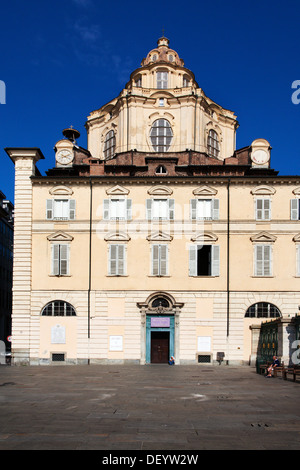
[266,356,280,377]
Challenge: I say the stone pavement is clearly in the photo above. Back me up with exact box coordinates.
[0,363,299,450]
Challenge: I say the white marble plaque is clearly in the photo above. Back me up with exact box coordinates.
[197,336,211,352]
[51,325,66,344]
[109,335,123,351]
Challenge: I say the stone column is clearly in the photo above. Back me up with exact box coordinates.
[278,317,295,366]
[249,324,261,366]
[5,148,44,365]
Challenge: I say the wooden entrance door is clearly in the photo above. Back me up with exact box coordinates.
[151,332,170,363]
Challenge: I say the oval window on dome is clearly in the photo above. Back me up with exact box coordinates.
[150,119,173,152]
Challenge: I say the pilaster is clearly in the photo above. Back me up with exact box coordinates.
[5,148,44,364]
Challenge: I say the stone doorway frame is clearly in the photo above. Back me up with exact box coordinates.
[137,292,184,365]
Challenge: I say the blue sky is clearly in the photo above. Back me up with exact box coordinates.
[1,0,300,203]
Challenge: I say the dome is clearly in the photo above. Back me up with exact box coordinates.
[141,36,184,67]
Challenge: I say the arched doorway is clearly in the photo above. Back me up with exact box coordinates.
[137,292,184,364]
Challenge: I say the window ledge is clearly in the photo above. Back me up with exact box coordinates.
[49,274,72,277]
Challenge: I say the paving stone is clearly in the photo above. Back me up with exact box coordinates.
[0,364,299,450]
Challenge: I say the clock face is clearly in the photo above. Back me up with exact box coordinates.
[56,149,73,165]
[251,149,269,165]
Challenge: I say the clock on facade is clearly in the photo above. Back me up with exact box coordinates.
[251,149,269,165]
[56,149,73,165]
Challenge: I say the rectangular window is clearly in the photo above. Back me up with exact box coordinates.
[46,200,76,220]
[190,199,219,220]
[151,244,168,276]
[254,245,272,276]
[297,246,300,276]
[103,199,132,220]
[108,244,126,276]
[189,245,220,276]
[157,71,168,89]
[291,199,300,220]
[51,244,69,276]
[146,199,174,220]
[255,198,271,220]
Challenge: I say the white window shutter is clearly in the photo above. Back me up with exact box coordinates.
[52,244,60,275]
[168,199,175,220]
[264,199,271,220]
[255,245,263,276]
[60,245,69,275]
[297,246,300,276]
[291,199,299,220]
[264,245,272,276]
[212,199,219,220]
[126,199,132,221]
[160,245,168,276]
[103,199,110,220]
[146,199,152,220]
[46,200,53,220]
[211,245,220,276]
[152,245,159,276]
[118,245,126,276]
[256,199,263,220]
[109,245,117,275]
[189,245,197,276]
[69,200,76,220]
[190,199,197,220]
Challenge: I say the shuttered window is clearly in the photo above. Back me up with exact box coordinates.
[51,244,70,276]
[146,199,174,220]
[109,244,126,276]
[46,200,76,220]
[189,245,220,277]
[151,244,168,276]
[255,198,271,220]
[103,199,132,220]
[291,199,300,220]
[297,245,300,276]
[190,199,219,220]
[254,245,272,276]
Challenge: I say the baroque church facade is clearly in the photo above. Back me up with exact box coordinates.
[5,37,300,365]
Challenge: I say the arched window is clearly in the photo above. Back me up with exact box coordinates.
[155,165,167,175]
[207,129,220,158]
[151,297,170,309]
[41,300,76,316]
[150,119,173,152]
[245,302,281,318]
[103,130,116,159]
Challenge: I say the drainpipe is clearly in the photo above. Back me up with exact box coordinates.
[227,178,231,337]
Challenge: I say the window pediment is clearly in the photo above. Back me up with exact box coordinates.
[106,185,130,196]
[193,185,218,196]
[250,231,277,243]
[148,185,173,196]
[47,231,74,242]
[292,187,300,195]
[251,185,276,195]
[293,233,300,243]
[191,232,218,243]
[146,231,173,242]
[104,232,131,242]
[49,185,73,196]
